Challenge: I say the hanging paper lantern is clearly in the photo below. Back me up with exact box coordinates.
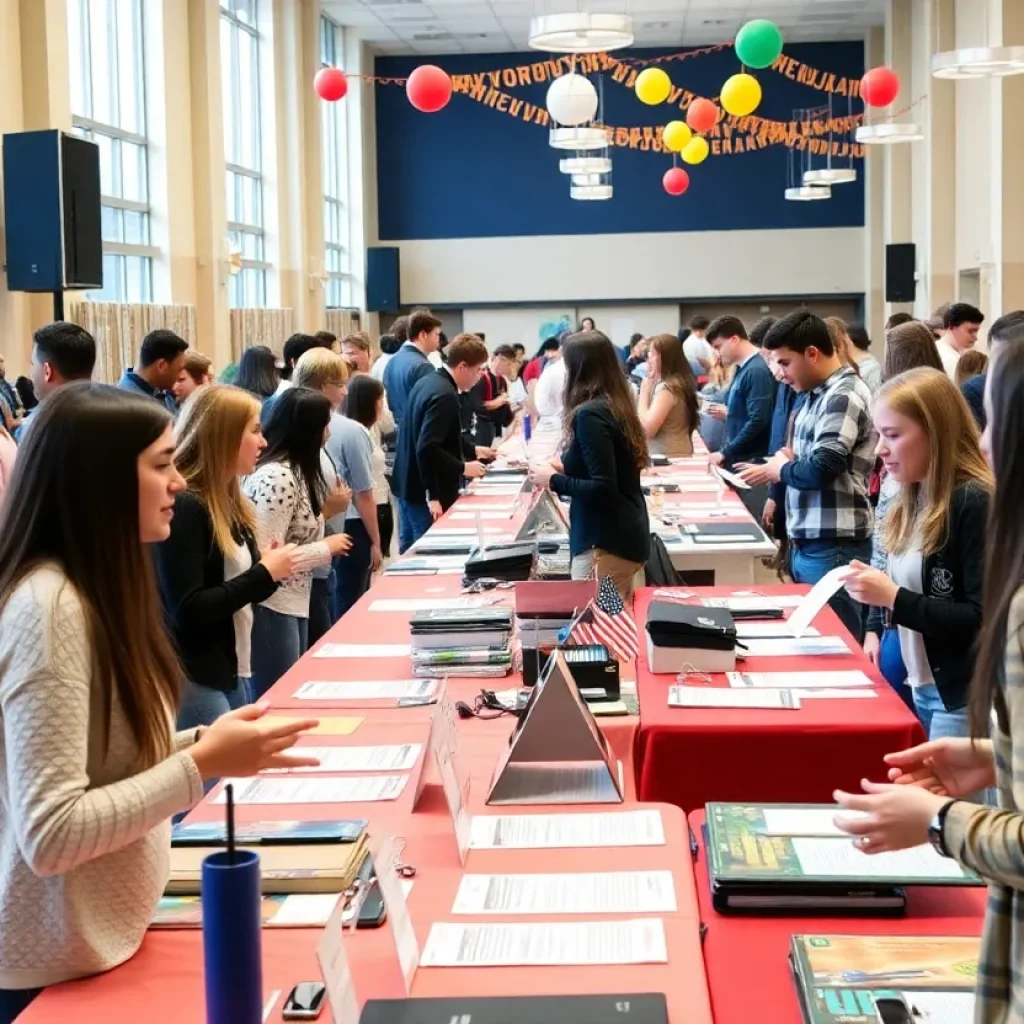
[681,135,709,165]
[721,72,762,116]
[314,66,348,102]
[860,66,900,107]
[406,65,453,113]
[734,19,784,69]
[662,167,690,196]
[635,67,672,106]
[686,97,718,134]
[546,73,599,127]
[662,120,692,153]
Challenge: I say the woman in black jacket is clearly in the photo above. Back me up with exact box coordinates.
[154,385,301,729]
[528,330,650,602]
[844,367,991,739]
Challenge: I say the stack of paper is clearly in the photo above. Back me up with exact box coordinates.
[409,607,513,678]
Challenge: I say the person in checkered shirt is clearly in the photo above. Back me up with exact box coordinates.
[738,309,875,642]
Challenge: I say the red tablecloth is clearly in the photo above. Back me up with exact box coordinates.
[688,811,986,1024]
[635,585,926,811]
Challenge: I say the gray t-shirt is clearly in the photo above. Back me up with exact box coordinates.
[325,413,375,523]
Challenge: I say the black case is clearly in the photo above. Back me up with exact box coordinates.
[645,601,737,650]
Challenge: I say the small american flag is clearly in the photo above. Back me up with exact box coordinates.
[567,575,639,663]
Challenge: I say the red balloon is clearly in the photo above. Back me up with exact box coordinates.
[406,65,452,113]
[663,167,690,196]
[686,98,718,134]
[860,66,900,107]
[314,66,348,102]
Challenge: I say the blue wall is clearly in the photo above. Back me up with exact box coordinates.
[375,42,865,241]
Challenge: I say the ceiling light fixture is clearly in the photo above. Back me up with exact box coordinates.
[570,183,613,200]
[932,45,1024,79]
[803,167,857,186]
[549,126,608,150]
[528,12,633,54]
[855,123,925,144]
[785,185,832,201]
[559,156,612,175]
[571,173,609,186]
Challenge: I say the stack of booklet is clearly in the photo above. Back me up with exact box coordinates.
[789,934,979,1024]
[410,607,513,678]
[704,802,978,914]
[165,819,368,896]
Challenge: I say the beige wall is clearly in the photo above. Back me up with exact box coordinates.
[0,0,343,376]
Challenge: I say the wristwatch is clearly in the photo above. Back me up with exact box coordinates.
[928,800,956,857]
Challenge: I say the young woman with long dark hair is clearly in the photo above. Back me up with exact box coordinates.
[345,373,394,559]
[834,339,1024,1022]
[528,330,651,601]
[236,344,279,405]
[243,387,352,697]
[0,384,318,1022]
[637,333,699,457]
[154,385,304,728]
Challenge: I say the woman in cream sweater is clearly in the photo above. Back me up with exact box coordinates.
[0,384,319,1022]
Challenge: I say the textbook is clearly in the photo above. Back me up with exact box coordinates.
[789,934,979,1024]
[170,819,366,847]
[152,893,341,929]
[705,803,978,913]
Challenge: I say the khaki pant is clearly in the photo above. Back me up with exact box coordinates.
[570,547,646,604]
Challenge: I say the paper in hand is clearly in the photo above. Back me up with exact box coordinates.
[787,565,854,637]
[712,464,751,491]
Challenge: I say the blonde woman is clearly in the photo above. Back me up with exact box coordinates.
[154,385,304,728]
[843,367,991,739]
[638,333,699,457]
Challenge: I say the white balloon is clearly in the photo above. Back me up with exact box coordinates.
[546,73,598,127]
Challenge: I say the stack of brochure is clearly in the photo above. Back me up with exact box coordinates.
[409,607,513,678]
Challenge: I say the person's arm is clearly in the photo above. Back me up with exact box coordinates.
[889,488,987,641]
[550,406,619,501]
[416,394,465,498]
[247,465,332,570]
[638,383,676,438]
[1,582,204,875]
[942,592,1024,887]
[347,431,381,549]
[154,494,277,628]
[378,392,395,437]
[779,388,869,491]
[719,366,773,465]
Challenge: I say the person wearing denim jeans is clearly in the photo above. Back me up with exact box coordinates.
[789,538,873,641]
[251,605,310,699]
[395,495,435,554]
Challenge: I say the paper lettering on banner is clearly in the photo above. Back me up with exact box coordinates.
[316,889,360,1024]
[370,835,421,992]
[468,809,666,850]
[429,692,471,864]
[787,565,854,637]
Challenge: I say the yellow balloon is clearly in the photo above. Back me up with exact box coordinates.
[635,67,672,106]
[681,135,709,165]
[720,72,762,117]
[662,120,692,153]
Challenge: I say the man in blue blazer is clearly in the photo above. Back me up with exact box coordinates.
[383,311,442,427]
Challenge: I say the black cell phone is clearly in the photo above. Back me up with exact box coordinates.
[282,981,327,1020]
[874,996,912,1024]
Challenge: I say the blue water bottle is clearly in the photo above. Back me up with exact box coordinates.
[523,411,532,442]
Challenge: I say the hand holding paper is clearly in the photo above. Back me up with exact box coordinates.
[842,560,899,609]
[711,464,752,491]
[787,564,854,638]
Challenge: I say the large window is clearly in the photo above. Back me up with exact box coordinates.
[221,0,268,307]
[68,0,155,302]
[320,16,352,309]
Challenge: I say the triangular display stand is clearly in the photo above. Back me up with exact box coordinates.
[516,488,570,541]
[486,650,623,806]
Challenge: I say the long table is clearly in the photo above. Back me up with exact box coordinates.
[688,811,986,1024]
[635,586,925,811]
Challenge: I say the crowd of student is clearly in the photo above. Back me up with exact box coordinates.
[2,296,1024,1021]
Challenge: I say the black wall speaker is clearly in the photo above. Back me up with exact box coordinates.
[366,246,400,312]
[885,243,916,304]
[2,129,103,292]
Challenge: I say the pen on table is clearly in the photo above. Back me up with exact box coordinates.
[688,825,698,862]
[225,782,236,866]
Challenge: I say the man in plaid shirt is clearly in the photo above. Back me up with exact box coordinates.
[738,310,875,641]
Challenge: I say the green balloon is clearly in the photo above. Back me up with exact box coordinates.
[734,19,784,70]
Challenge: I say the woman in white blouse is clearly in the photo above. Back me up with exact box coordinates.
[243,387,351,698]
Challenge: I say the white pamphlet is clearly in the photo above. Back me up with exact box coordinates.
[728,670,872,689]
[270,893,342,926]
[314,644,412,658]
[736,622,819,638]
[712,464,752,490]
[420,919,669,967]
[791,838,968,881]
[449,510,514,520]
[787,565,854,637]
[369,597,494,613]
[316,892,360,1024]
[799,689,879,699]
[370,835,421,992]
[900,992,975,1024]
[426,527,502,535]
[668,685,800,710]
[759,807,871,837]
[741,637,850,656]
[468,809,665,850]
[451,871,676,916]
[216,774,408,804]
[265,744,422,773]
[293,680,436,701]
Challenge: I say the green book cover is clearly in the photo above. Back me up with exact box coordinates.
[706,803,976,887]
[790,934,978,1024]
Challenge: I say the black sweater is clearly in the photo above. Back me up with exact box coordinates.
[154,490,278,692]
[550,399,651,565]
[881,481,989,711]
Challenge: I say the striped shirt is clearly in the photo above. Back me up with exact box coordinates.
[944,588,1024,1024]
[780,365,875,542]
